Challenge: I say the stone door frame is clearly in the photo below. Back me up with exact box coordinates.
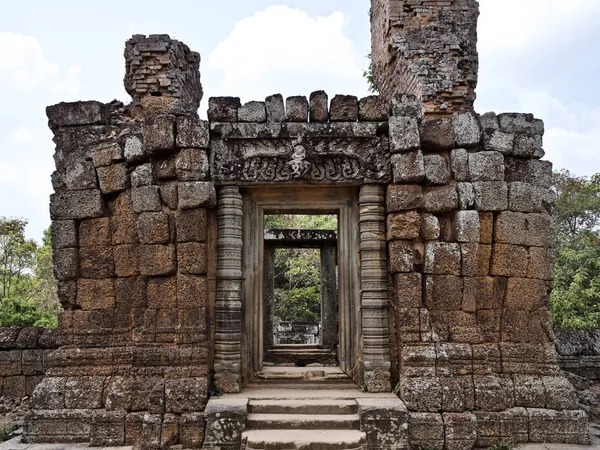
[213,184,391,393]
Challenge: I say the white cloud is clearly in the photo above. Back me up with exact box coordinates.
[0,32,82,95]
[11,126,36,144]
[478,0,600,55]
[206,5,369,104]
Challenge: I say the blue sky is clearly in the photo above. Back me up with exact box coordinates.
[1,0,599,240]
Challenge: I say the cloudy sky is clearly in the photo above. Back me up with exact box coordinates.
[1,0,599,240]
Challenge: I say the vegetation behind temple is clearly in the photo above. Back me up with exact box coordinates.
[0,218,59,328]
[1,170,600,330]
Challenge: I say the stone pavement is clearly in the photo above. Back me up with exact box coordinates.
[0,435,132,450]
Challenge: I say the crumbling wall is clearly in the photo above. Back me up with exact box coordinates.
[370,0,479,118]
[387,95,588,448]
[556,329,600,380]
[0,328,59,400]
[23,35,214,448]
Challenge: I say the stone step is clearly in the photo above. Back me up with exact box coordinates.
[243,429,367,450]
[257,366,347,380]
[245,380,359,391]
[248,399,358,415]
[246,413,361,431]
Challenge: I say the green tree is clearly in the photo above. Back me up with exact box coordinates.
[0,218,58,328]
[550,171,600,329]
[363,53,379,94]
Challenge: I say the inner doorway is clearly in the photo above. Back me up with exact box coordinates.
[263,214,338,366]
[239,186,362,387]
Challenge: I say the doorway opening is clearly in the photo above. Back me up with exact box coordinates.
[263,214,338,367]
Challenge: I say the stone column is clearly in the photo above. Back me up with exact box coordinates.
[214,186,243,393]
[263,245,276,349]
[359,185,391,392]
[321,244,338,349]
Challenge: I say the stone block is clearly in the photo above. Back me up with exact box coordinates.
[387,211,420,240]
[52,247,78,281]
[113,245,140,277]
[425,275,463,311]
[453,111,481,148]
[495,211,555,247]
[479,112,499,131]
[155,156,177,181]
[124,135,144,161]
[79,217,111,247]
[65,161,97,190]
[147,276,177,309]
[181,413,205,448]
[65,376,105,409]
[131,163,155,187]
[50,190,104,220]
[509,182,554,213]
[490,244,528,277]
[498,113,544,135]
[0,351,21,376]
[440,377,466,412]
[399,376,442,412]
[176,208,208,242]
[443,412,477,449]
[468,151,504,181]
[505,158,552,188]
[513,374,546,408]
[77,279,114,310]
[450,148,470,181]
[424,185,458,213]
[286,96,308,122]
[177,275,208,308]
[132,185,162,212]
[309,91,329,122]
[424,153,451,185]
[51,220,77,249]
[391,94,421,119]
[542,375,578,409]
[161,414,180,449]
[176,148,209,181]
[111,215,138,245]
[474,374,515,411]
[176,116,209,148]
[528,246,556,280]
[528,408,589,444]
[160,184,178,210]
[484,129,514,154]
[473,181,508,211]
[238,101,266,122]
[463,277,494,312]
[208,97,240,122]
[453,211,480,243]
[513,133,543,158]
[420,118,454,151]
[138,212,171,244]
[90,410,126,446]
[265,94,285,122]
[424,242,461,275]
[115,276,146,310]
[2,375,26,399]
[408,412,444,449]
[389,116,420,153]
[17,328,43,349]
[57,280,77,308]
[421,213,440,241]
[387,185,423,211]
[505,278,551,311]
[329,95,358,122]
[47,101,105,128]
[394,273,422,308]
[479,212,493,244]
[140,244,176,276]
[79,246,114,278]
[456,183,475,210]
[97,163,129,194]
[144,115,175,154]
[358,95,388,121]
[165,378,207,413]
[388,240,414,273]
[178,181,216,209]
[178,242,208,274]
[461,243,491,277]
[391,151,425,183]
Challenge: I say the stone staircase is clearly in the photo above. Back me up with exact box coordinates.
[203,366,408,450]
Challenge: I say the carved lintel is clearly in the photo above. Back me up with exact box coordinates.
[212,136,390,185]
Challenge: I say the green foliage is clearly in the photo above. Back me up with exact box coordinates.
[362,53,379,94]
[0,421,16,442]
[550,171,600,329]
[0,218,59,328]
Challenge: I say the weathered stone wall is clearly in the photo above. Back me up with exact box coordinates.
[556,329,600,380]
[23,35,213,448]
[387,95,588,448]
[370,0,479,118]
[0,328,59,400]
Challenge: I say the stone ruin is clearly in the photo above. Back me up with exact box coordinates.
[13,1,590,449]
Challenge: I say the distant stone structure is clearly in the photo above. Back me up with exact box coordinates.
[14,1,589,448]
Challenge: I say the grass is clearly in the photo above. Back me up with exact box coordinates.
[0,421,16,442]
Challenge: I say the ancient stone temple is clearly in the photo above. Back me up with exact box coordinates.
[18,1,589,449]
